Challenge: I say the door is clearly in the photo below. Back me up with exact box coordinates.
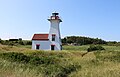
[51,45,55,50]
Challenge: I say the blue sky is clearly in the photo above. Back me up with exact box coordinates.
[0,0,120,41]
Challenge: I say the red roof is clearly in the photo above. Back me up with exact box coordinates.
[32,34,49,41]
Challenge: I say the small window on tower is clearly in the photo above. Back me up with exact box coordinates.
[52,34,55,41]
[51,16,56,19]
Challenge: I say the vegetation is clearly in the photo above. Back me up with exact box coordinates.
[0,45,82,77]
[0,39,32,46]
[0,36,120,46]
[0,36,119,77]
[62,36,107,45]
[0,44,120,77]
[62,36,120,46]
[87,45,105,52]
[0,51,81,77]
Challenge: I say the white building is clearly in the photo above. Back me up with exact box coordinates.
[32,13,62,50]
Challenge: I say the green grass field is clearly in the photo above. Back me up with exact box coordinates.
[0,44,120,77]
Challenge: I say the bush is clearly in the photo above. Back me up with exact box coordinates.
[29,56,57,66]
[57,64,81,77]
[0,52,59,66]
[87,45,105,52]
[0,52,30,63]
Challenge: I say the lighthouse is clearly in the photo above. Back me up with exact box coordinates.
[48,13,62,50]
[32,12,62,50]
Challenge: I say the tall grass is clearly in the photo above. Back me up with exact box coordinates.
[63,45,89,51]
[69,46,120,77]
[0,44,120,77]
[0,45,82,77]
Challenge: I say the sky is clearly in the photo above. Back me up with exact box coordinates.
[0,0,120,41]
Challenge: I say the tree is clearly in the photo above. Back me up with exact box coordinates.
[62,36,107,45]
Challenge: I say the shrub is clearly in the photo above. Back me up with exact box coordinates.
[0,52,30,63]
[0,52,59,65]
[29,56,57,66]
[57,64,81,77]
[87,45,105,52]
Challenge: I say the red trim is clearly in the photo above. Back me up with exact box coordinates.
[50,16,59,19]
[51,16,55,19]
[52,34,56,36]
[51,44,55,46]
[55,16,59,19]
[36,44,40,46]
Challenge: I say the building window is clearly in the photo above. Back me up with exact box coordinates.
[36,44,40,50]
[51,45,55,50]
[52,34,55,41]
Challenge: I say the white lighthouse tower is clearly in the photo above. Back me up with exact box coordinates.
[32,12,62,50]
[48,13,62,50]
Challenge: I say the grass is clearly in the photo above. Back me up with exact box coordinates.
[63,45,89,51]
[0,44,120,77]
